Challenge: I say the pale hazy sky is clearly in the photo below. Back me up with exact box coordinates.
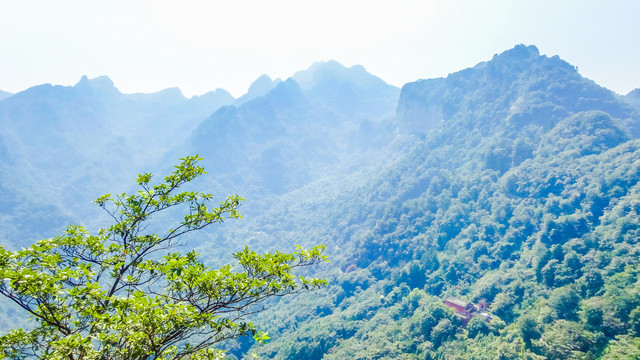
[1,0,639,97]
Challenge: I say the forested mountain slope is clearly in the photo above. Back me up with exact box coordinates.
[204,45,640,359]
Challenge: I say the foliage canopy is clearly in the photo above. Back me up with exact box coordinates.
[0,155,327,359]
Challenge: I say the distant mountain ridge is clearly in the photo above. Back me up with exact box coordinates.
[293,60,400,117]
[398,45,638,136]
[0,75,236,245]
[234,74,282,106]
[0,59,400,245]
[0,90,12,101]
[174,60,400,201]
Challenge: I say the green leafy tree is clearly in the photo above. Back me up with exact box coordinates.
[533,320,598,359]
[466,317,490,338]
[0,155,327,360]
[548,287,581,321]
[519,315,541,347]
[430,318,457,347]
[601,335,640,359]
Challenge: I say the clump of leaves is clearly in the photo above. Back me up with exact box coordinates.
[0,155,327,360]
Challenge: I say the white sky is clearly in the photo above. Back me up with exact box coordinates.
[1,0,639,97]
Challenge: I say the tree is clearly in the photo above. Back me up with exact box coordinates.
[602,335,640,359]
[430,318,457,346]
[518,315,541,347]
[533,320,597,360]
[0,155,327,360]
[466,317,490,338]
[548,287,581,321]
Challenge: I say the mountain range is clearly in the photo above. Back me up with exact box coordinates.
[1,44,640,359]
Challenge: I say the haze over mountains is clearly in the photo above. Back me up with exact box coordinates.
[2,45,640,358]
[627,88,640,112]
[0,59,399,246]
[0,90,11,102]
[0,75,232,244]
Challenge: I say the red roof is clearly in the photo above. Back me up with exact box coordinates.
[445,297,470,308]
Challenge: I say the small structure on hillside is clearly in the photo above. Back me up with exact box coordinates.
[445,297,477,317]
[444,297,493,325]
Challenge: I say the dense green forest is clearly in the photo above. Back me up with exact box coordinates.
[1,45,640,359]
[204,45,640,359]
